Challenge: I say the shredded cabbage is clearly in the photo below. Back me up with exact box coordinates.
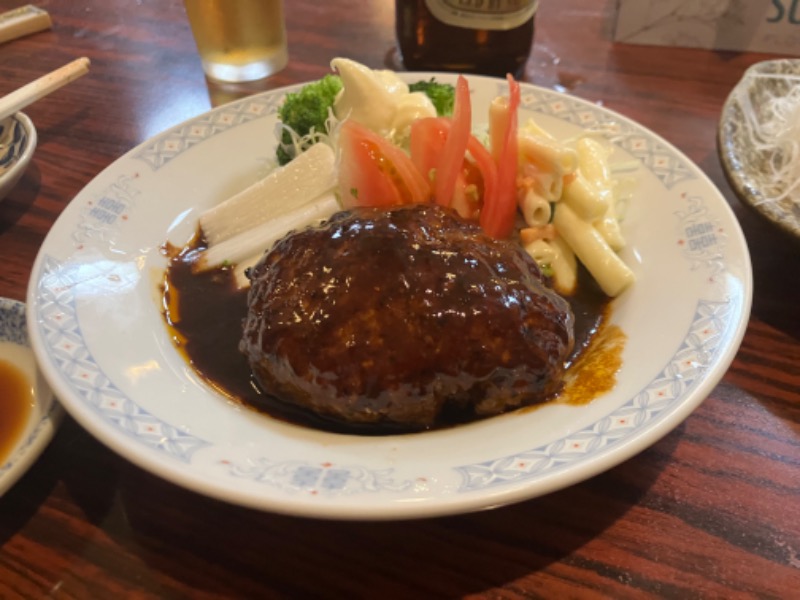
[275,107,342,164]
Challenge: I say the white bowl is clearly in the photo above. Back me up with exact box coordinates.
[0,112,37,202]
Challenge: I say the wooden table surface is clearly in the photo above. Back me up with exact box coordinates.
[1,0,798,597]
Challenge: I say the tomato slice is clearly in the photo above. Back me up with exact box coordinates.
[409,117,447,195]
[338,119,430,208]
[411,117,474,214]
[364,73,515,235]
[433,75,471,207]
[410,117,497,221]
[480,74,520,239]
[465,134,497,220]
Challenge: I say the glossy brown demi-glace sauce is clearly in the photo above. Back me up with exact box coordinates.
[161,235,624,435]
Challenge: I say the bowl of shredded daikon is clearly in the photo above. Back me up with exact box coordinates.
[719,59,800,239]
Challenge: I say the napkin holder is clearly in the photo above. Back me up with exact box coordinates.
[613,0,800,56]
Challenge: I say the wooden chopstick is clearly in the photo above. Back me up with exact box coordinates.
[0,5,52,45]
[0,57,90,122]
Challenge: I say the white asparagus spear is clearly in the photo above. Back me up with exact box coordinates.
[232,253,264,289]
[0,57,90,121]
[199,142,337,246]
[195,191,340,272]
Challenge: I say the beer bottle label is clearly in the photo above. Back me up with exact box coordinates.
[424,0,539,31]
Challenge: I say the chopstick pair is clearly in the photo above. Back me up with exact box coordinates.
[0,6,90,121]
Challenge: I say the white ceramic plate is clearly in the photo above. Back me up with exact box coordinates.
[0,297,62,496]
[27,74,752,520]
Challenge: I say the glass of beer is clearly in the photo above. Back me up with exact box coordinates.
[184,0,288,83]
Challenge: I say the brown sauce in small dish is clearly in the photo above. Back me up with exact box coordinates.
[161,233,623,435]
[0,358,33,463]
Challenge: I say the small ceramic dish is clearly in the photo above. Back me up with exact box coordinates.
[0,297,61,497]
[0,112,37,202]
[719,59,800,239]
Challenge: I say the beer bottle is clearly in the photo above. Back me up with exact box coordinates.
[395,0,538,77]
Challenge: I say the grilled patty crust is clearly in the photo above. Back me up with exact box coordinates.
[241,204,575,430]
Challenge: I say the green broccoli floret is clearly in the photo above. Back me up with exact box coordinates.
[276,74,343,165]
[409,79,455,117]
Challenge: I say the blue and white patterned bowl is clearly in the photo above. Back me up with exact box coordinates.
[0,297,61,497]
[0,112,37,202]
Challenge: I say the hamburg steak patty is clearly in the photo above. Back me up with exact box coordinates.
[240,204,574,430]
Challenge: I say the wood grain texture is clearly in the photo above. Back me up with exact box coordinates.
[0,0,798,597]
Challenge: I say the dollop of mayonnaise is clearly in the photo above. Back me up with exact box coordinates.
[331,57,436,144]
